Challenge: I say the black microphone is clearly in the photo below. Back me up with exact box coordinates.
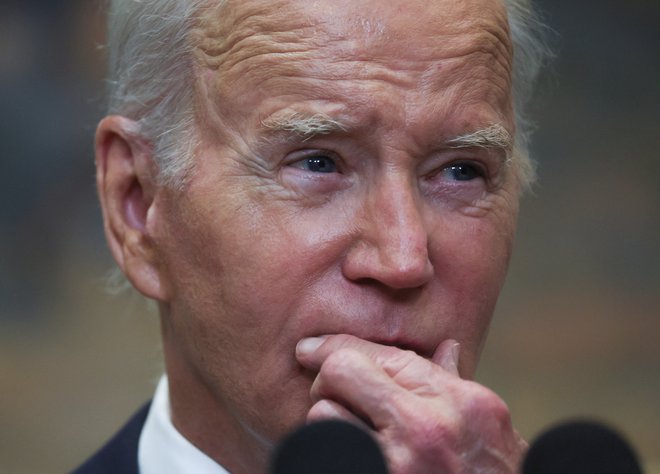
[522,419,643,474]
[270,420,389,474]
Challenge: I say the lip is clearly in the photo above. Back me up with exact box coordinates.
[297,306,443,360]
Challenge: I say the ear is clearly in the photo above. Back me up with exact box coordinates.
[95,115,169,301]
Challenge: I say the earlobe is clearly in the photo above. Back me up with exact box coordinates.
[95,115,169,301]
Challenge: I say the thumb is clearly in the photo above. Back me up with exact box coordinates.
[431,339,460,377]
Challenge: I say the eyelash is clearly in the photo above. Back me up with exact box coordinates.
[441,161,487,181]
[285,149,490,186]
[287,150,342,173]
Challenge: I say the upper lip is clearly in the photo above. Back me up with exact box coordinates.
[304,305,441,359]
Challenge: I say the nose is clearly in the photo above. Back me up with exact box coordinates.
[341,173,434,290]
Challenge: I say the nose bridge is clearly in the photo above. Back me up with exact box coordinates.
[346,169,434,289]
[372,172,426,260]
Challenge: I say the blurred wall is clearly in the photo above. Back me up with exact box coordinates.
[0,0,658,472]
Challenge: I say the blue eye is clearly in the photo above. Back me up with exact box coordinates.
[444,163,482,181]
[294,156,338,173]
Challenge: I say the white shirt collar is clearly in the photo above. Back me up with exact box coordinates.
[138,375,231,474]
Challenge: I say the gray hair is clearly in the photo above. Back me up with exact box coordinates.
[505,0,552,186]
[106,0,214,186]
[105,0,550,188]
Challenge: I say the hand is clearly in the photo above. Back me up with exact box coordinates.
[296,334,527,473]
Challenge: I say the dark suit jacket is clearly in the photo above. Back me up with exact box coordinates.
[71,402,151,474]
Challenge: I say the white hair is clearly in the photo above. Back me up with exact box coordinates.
[105,0,550,188]
[504,0,552,186]
[106,0,215,187]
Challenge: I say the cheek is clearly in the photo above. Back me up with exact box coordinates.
[429,210,516,376]
[156,198,360,438]
[157,190,353,361]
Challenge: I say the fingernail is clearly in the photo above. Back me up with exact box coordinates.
[450,342,460,371]
[297,337,325,355]
[313,400,344,419]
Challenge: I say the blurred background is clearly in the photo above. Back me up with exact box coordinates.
[0,0,658,472]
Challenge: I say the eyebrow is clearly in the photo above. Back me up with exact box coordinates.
[261,114,513,158]
[445,123,513,154]
[261,113,348,141]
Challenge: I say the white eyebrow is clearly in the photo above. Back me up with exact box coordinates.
[261,113,348,141]
[261,115,512,157]
[446,123,513,153]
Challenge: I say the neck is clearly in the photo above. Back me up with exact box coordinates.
[160,319,272,474]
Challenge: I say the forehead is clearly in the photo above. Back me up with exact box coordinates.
[192,0,513,135]
[195,0,511,68]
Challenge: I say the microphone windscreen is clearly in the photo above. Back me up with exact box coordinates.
[522,419,642,474]
[270,420,389,474]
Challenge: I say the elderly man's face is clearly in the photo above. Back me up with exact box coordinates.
[151,0,517,455]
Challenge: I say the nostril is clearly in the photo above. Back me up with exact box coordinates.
[348,260,433,291]
[347,278,428,303]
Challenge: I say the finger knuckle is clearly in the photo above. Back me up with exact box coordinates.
[463,382,513,428]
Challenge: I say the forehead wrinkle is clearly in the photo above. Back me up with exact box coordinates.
[193,0,512,80]
[417,21,512,93]
[193,0,515,153]
[197,33,313,72]
[192,0,322,71]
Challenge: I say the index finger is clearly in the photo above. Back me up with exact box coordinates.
[296,334,411,370]
[296,334,457,381]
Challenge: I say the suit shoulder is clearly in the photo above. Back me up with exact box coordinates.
[71,402,151,474]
